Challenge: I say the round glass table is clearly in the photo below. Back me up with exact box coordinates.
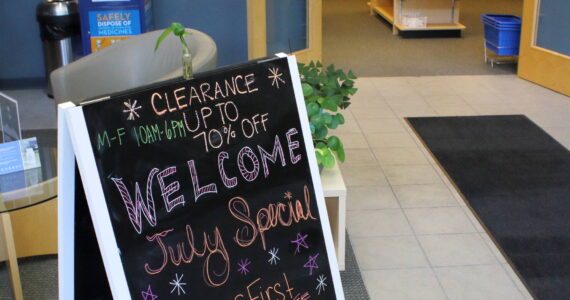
[0,129,57,300]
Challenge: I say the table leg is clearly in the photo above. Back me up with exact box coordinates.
[1,213,24,300]
[325,196,346,271]
[337,193,346,271]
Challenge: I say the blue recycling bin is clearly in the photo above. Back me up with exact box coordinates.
[481,14,521,56]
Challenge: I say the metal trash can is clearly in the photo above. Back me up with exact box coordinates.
[37,0,80,97]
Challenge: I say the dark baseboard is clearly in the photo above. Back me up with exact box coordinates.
[400,30,462,38]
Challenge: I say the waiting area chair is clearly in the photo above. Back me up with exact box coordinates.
[51,28,217,104]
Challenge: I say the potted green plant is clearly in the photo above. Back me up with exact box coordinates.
[155,22,193,79]
[298,61,358,169]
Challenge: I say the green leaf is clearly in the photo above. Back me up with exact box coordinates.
[342,80,354,88]
[315,142,327,149]
[327,64,335,74]
[315,149,324,165]
[348,70,357,79]
[329,118,339,129]
[309,123,316,134]
[154,27,173,52]
[330,94,343,105]
[316,61,323,68]
[323,85,336,97]
[310,114,324,126]
[306,103,319,117]
[328,77,339,88]
[335,113,345,125]
[325,98,338,112]
[336,143,346,162]
[306,95,319,103]
[302,83,314,97]
[323,149,335,168]
[315,126,328,139]
[171,22,186,36]
[322,113,333,125]
[327,136,340,150]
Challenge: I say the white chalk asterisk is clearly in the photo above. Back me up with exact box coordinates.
[316,274,327,295]
[268,247,280,265]
[268,67,286,88]
[122,99,141,120]
[169,273,187,296]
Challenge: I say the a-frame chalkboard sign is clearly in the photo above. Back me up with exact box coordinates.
[58,55,344,299]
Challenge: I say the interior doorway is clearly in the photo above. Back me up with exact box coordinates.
[322,0,524,77]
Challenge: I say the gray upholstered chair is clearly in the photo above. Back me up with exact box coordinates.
[51,28,217,104]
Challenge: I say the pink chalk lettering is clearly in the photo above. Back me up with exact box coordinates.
[218,151,238,188]
[187,160,218,201]
[156,166,185,212]
[257,135,286,178]
[111,168,159,234]
[286,128,302,164]
[237,146,260,182]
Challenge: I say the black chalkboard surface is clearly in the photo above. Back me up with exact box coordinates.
[63,56,343,299]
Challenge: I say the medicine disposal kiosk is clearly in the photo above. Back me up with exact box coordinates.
[79,0,152,54]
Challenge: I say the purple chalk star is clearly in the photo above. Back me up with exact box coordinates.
[291,233,309,254]
[237,258,251,275]
[304,253,320,276]
[141,284,158,300]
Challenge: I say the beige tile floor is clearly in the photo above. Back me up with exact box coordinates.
[335,75,570,300]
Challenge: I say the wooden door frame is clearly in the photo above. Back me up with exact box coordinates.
[247,0,267,60]
[246,0,322,64]
[518,0,570,96]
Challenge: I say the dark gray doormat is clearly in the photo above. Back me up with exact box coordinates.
[0,233,369,299]
[407,115,570,300]
[341,232,370,299]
